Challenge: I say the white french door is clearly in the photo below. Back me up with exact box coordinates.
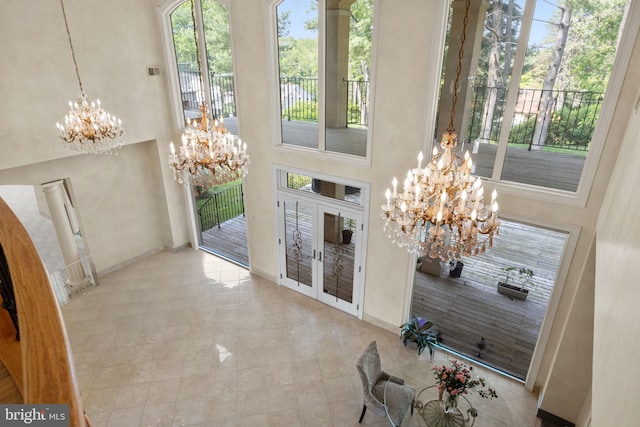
[278,194,363,316]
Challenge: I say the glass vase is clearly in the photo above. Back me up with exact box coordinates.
[444,393,459,414]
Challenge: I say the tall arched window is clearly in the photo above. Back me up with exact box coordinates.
[168,0,238,135]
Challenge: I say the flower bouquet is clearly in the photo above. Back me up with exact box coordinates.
[432,359,498,413]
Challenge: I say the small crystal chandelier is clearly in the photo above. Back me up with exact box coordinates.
[55,0,124,154]
[169,103,249,190]
[380,0,499,262]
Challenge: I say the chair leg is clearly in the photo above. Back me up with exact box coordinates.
[358,405,367,423]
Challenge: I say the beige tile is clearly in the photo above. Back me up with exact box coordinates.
[92,365,133,388]
[205,393,238,421]
[237,414,269,427]
[208,370,238,397]
[85,410,111,427]
[295,380,328,407]
[127,361,157,385]
[292,359,323,383]
[298,404,332,427]
[328,399,367,426]
[323,376,357,403]
[267,384,298,412]
[237,389,269,416]
[263,344,292,366]
[153,357,184,381]
[146,378,181,404]
[288,340,316,361]
[174,398,206,425]
[107,407,143,427]
[140,402,175,427]
[82,386,120,413]
[177,374,210,401]
[113,382,150,409]
[268,408,302,427]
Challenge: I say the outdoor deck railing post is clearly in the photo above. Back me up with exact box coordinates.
[214,192,221,229]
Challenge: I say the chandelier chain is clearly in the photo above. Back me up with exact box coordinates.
[189,0,206,108]
[59,0,84,95]
[447,0,471,134]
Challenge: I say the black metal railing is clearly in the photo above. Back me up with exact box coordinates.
[197,183,245,232]
[178,66,237,119]
[346,79,370,127]
[467,86,604,151]
[279,76,319,122]
[177,66,370,127]
[0,244,19,340]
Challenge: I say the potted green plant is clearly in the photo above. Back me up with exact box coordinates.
[400,316,439,358]
[342,218,354,244]
[497,266,535,300]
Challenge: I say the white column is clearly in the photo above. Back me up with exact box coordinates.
[42,181,87,287]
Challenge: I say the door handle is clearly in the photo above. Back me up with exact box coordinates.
[312,249,316,259]
[319,251,322,262]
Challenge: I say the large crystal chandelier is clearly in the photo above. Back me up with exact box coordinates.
[167,0,248,191]
[380,0,499,262]
[55,0,124,154]
[169,103,249,189]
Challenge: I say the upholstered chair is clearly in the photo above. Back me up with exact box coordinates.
[356,341,416,426]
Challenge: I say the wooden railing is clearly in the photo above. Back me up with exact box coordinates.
[0,197,89,426]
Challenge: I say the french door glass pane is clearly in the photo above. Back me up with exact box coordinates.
[284,200,313,287]
[322,212,356,303]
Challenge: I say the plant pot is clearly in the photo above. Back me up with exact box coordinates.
[449,261,464,278]
[342,229,353,244]
[497,282,529,300]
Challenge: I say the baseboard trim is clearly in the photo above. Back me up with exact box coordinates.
[537,409,575,427]
[363,314,400,335]
[96,247,164,277]
[248,266,277,284]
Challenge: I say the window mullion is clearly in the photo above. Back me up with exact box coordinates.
[491,0,536,181]
[193,0,213,112]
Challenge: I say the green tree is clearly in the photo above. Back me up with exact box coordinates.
[203,0,232,75]
[560,0,625,92]
[171,1,197,67]
[348,0,374,81]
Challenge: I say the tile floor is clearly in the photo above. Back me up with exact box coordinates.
[61,249,542,427]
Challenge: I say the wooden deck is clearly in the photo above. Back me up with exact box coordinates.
[200,215,249,266]
[411,221,567,379]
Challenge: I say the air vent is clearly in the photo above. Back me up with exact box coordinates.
[147,66,160,76]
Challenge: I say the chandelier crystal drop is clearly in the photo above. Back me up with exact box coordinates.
[55,0,124,154]
[168,103,249,191]
[380,0,499,262]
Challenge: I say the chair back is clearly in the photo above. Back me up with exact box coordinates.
[356,341,381,391]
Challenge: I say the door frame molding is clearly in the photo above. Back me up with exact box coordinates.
[273,166,369,319]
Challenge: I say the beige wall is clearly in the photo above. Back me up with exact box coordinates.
[0,0,192,271]
[594,57,640,426]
